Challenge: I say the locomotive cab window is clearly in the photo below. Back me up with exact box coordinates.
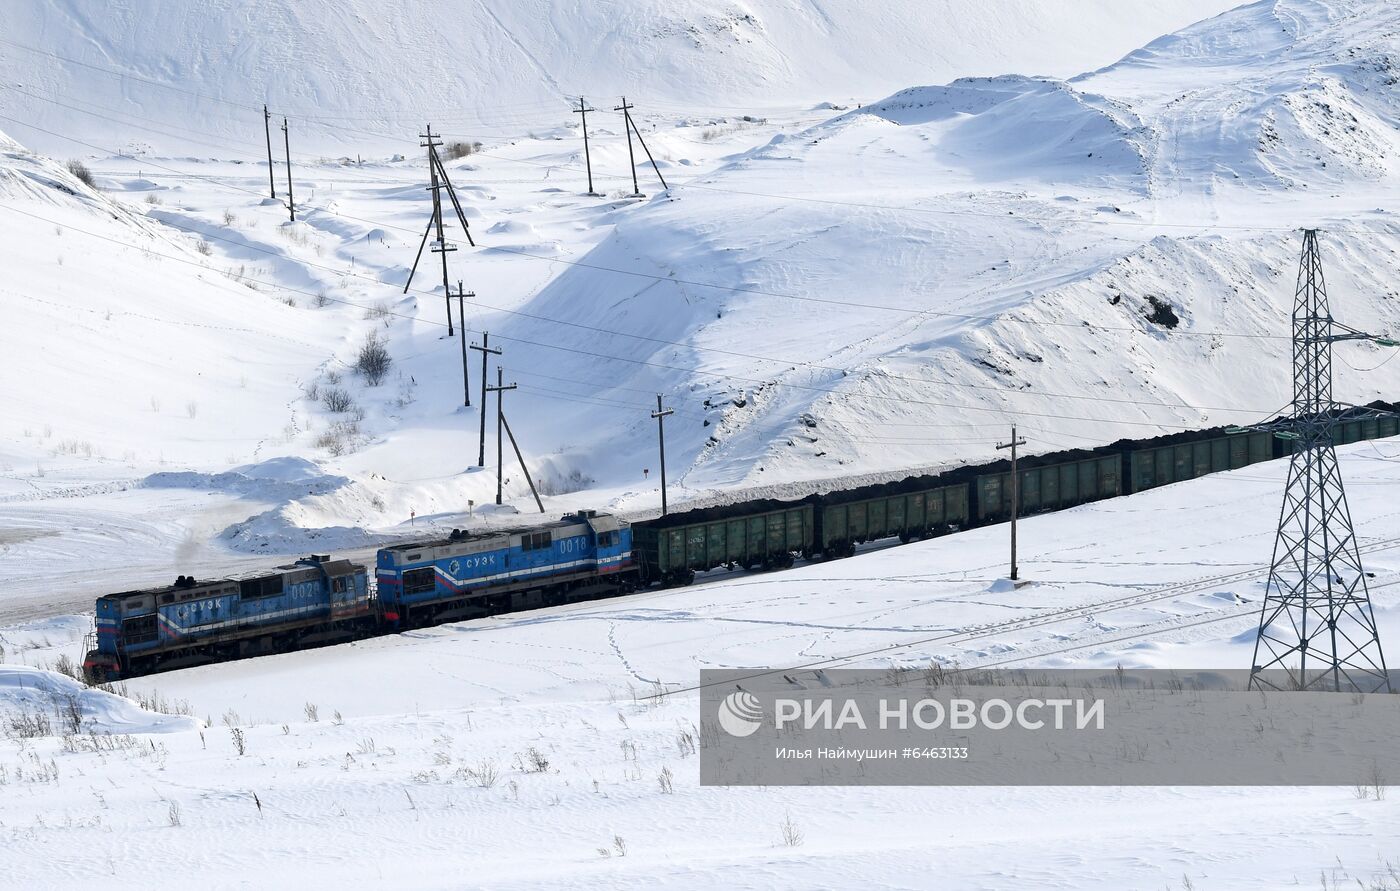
[523,531,552,551]
[597,530,618,548]
[403,567,436,594]
[121,614,158,644]
[239,576,284,599]
[332,576,349,593]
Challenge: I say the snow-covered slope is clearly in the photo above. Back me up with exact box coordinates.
[0,128,343,473]
[506,0,1400,493]
[0,0,1241,155]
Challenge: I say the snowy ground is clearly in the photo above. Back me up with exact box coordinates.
[3,441,1400,889]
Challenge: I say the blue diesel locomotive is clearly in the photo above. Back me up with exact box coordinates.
[83,555,374,682]
[83,510,636,681]
[376,509,635,627]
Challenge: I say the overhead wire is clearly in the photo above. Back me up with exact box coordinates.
[4,201,1282,436]
[0,110,1311,422]
[0,90,1348,436]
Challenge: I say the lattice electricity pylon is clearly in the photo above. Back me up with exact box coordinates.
[1232,229,1398,692]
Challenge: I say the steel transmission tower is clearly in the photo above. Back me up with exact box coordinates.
[1246,229,1395,693]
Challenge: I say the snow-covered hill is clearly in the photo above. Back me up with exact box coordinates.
[6,0,1400,588]
[0,127,347,472]
[521,0,1400,491]
[0,0,1240,155]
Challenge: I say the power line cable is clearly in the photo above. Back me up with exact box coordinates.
[0,114,1325,428]
[4,201,1277,433]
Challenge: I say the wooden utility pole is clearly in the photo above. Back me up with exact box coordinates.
[501,414,544,513]
[421,125,455,336]
[281,117,295,221]
[996,426,1028,581]
[263,105,276,199]
[651,394,674,515]
[573,96,598,196]
[403,125,477,335]
[614,97,642,197]
[486,367,517,505]
[430,146,476,247]
[469,332,501,467]
[453,282,472,407]
[615,97,668,194]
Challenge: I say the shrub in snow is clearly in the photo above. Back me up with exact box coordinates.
[321,387,353,413]
[65,159,95,188]
[355,332,392,386]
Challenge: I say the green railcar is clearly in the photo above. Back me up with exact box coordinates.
[632,504,813,585]
[816,484,969,557]
[1334,414,1400,445]
[976,455,1120,523]
[1127,430,1271,493]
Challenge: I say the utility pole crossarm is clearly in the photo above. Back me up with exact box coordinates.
[1323,320,1400,346]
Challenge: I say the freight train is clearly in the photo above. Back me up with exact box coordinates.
[82,405,1400,682]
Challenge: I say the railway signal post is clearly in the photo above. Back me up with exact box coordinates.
[996,427,1027,581]
[652,394,674,515]
[487,367,517,505]
[469,331,501,466]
